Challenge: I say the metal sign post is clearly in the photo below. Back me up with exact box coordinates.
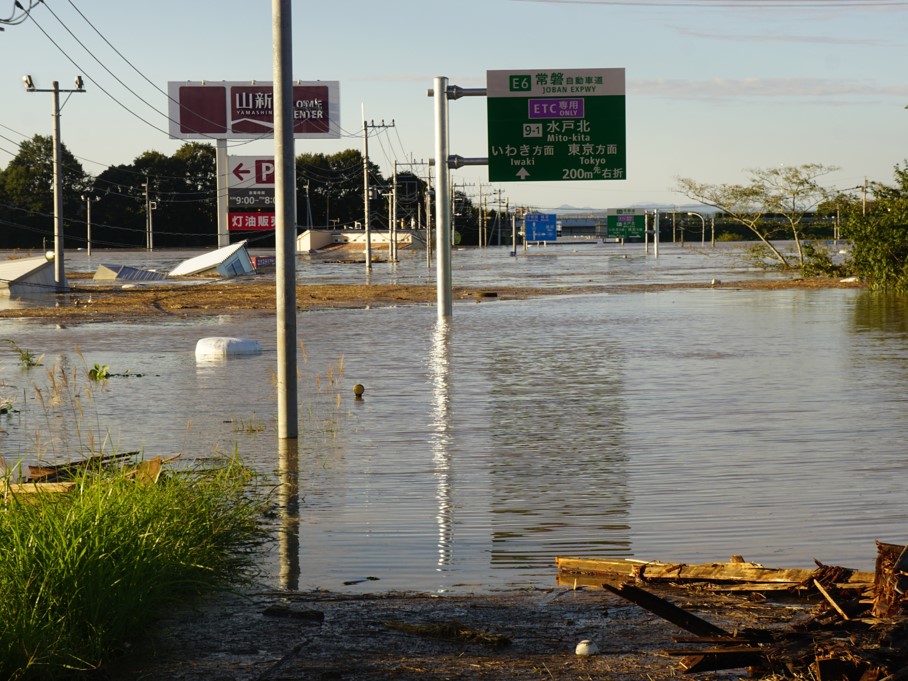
[433,77,453,318]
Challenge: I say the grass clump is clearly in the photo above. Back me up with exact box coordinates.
[0,456,266,679]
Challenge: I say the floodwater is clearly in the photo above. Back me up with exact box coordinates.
[1,241,906,594]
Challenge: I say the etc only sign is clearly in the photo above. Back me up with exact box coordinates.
[486,68,625,183]
[167,81,340,139]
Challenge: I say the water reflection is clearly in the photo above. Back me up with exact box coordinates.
[485,305,633,568]
[428,320,453,572]
[278,438,300,591]
[853,292,908,335]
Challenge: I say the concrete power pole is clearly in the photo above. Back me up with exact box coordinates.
[362,118,395,272]
[272,0,298,439]
[24,75,85,292]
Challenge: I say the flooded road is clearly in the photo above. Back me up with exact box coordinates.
[1,242,905,593]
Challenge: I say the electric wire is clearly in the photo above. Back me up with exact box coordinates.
[0,0,38,25]
[516,0,908,6]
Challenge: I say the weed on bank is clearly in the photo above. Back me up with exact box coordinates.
[0,458,266,680]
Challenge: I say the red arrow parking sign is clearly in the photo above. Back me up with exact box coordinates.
[228,156,275,188]
[255,159,275,185]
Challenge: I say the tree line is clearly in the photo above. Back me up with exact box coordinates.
[3,137,907,290]
[677,162,908,292]
[0,136,447,250]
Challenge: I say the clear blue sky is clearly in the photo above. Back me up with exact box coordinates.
[3,0,907,212]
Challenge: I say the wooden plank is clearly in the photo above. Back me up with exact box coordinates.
[679,650,766,674]
[2,481,76,497]
[556,572,806,592]
[556,556,873,586]
[601,583,730,638]
[667,646,766,656]
[133,457,163,484]
[813,579,850,621]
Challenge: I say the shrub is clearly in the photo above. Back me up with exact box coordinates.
[0,456,266,679]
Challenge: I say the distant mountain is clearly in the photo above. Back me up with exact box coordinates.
[542,203,718,215]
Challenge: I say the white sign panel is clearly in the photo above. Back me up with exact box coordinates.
[228,156,276,190]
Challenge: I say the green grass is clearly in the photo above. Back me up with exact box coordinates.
[0,456,266,679]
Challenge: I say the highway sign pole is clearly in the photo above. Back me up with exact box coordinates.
[272,0,298,440]
[654,210,660,259]
[433,76,453,319]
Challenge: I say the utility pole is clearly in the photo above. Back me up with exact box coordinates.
[362,118,395,271]
[142,174,156,251]
[273,0,298,440]
[425,167,433,267]
[391,160,398,262]
[81,194,98,256]
[478,185,485,248]
[395,159,430,260]
[862,177,868,217]
[303,180,313,228]
[24,74,85,292]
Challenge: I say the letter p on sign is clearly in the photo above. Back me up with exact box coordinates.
[255,160,275,185]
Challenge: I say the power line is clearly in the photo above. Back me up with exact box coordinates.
[516,0,908,6]
[0,0,39,27]
[27,4,275,148]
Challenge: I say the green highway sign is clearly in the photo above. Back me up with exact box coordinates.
[486,68,625,183]
[607,208,645,239]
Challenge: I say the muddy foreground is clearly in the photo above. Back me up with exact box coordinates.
[106,583,799,680]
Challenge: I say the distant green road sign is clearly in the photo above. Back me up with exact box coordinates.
[486,68,625,183]
[607,208,645,239]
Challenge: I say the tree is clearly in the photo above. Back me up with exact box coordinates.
[751,164,838,265]
[842,162,908,291]
[296,150,385,229]
[89,163,148,248]
[677,176,788,265]
[677,163,838,268]
[453,191,480,246]
[0,134,86,248]
[88,145,218,249]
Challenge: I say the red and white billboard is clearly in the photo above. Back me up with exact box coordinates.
[167,80,340,140]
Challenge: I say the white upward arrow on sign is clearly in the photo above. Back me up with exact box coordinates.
[516,168,531,180]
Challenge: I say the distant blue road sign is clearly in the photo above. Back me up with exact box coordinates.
[525,213,557,241]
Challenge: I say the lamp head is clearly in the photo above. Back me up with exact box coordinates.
[23,74,34,91]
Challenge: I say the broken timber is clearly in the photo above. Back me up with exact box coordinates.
[602,582,771,674]
[556,556,873,592]
[579,547,908,679]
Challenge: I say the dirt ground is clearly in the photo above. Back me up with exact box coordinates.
[105,583,805,681]
[0,274,863,322]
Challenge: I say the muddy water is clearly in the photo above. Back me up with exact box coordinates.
[1,243,905,593]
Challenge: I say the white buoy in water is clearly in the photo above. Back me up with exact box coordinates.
[195,337,262,359]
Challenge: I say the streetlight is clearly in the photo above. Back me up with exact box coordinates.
[687,212,706,247]
[24,74,86,292]
[80,194,99,256]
